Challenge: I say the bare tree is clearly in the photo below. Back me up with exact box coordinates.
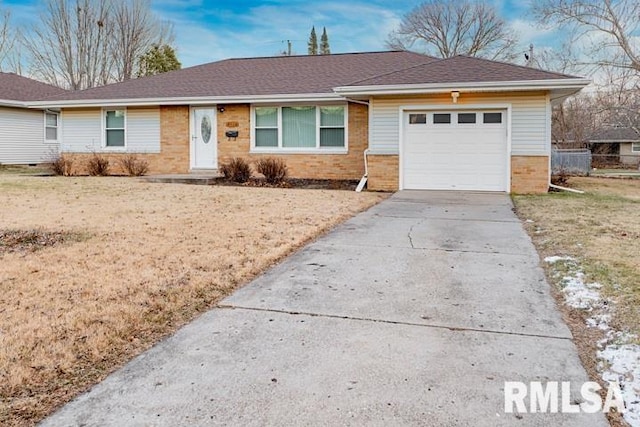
[22,0,174,89]
[0,8,17,72]
[112,0,173,81]
[22,0,113,89]
[533,0,640,73]
[387,0,519,61]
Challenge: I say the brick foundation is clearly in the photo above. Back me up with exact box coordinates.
[367,154,399,191]
[510,155,549,194]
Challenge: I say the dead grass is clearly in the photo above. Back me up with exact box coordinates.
[0,175,386,426]
[0,230,83,255]
[514,176,639,427]
[514,176,640,340]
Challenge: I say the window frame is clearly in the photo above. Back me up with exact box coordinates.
[251,104,348,154]
[632,142,640,153]
[44,111,59,143]
[102,108,127,150]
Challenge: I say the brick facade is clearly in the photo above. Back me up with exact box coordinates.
[61,103,549,194]
[62,106,191,175]
[367,154,399,191]
[367,154,549,193]
[217,103,367,180]
[510,155,549,194]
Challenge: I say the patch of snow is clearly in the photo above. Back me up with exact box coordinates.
[546,255,640,426]
[560,272,602,310]
[599,343,640,426]
[544,255,574,264]
[586,313,612,331]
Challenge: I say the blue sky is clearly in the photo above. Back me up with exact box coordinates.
[4,0,560,68]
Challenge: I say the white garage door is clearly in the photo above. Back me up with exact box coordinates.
[402,110,508,191]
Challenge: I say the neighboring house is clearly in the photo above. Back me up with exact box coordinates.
[587,126,640,167]
[0,73,67,164]
[31,51,589,193]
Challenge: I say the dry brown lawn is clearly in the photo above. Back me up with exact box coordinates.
[514,177,640,339]
[0,175,386,426]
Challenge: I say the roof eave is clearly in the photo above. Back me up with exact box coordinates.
[332,78,591,96]
[0,99,29,108]
[28,93,345,108]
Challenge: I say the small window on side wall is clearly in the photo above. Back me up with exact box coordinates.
[45,112,58,141]
[105,109,125,147]
[433,113,451,124]
[409,113,426,124]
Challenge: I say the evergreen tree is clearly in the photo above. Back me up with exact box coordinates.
[136,44,181,77]
[307,26,318,55]
[320,27,330,55]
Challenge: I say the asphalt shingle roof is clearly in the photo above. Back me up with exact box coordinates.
[346,55,579,86]
[39,51,582,103]
[0,72,67,102]
[588,127,640,142]
[43,51,438,102]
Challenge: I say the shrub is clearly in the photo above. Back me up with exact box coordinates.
[551,170,570,186]
[119,154,149,176]
[255,157,288,185]
[87,153,110,176]
[220,157,252,183]
[47,152,74,176]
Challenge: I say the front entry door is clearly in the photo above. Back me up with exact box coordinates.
[192,107,217,169]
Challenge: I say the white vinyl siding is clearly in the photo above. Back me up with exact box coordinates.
[61,107,160,153]
[370,94,549,155]
[0,107,51,164]
[126,108,161,153]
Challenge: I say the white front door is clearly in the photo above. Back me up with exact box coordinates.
[191,107,217,169]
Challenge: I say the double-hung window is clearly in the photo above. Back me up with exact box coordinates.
[45,112,59,142]
[254,105,346,150]
[104,109,126,148]
[633,142,640,153]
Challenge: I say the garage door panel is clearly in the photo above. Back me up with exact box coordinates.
[402,110,508,191]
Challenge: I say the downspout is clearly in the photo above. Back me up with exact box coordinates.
[549,183,584,194]
[339,97,371,192]
[356,149,369,192]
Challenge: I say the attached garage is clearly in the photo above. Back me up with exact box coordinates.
[401,109,509,192]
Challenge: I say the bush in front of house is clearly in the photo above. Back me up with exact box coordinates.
[119,154,149,176]
[47,152,74,176]
[87,153,110,176]
[220,157,252,183]
[255,157,288,185]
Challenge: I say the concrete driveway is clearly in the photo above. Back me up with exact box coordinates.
[41,191,607,427]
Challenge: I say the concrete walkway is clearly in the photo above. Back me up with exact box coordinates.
[41,191,608,426]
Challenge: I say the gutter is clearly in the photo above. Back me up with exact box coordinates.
[27,93,345,109]
[333,78,591,96]
[0,99,29,108]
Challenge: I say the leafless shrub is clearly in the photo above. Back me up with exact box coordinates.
[87,153,110,176]
[119,154,149,176]
[551,170,570,186]
[255,157,288,185]
[47,151,74,176]
[220,157,252,183]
